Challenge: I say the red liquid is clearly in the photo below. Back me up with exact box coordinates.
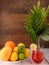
[32,50,44,63]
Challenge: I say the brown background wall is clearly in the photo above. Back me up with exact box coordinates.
[0,0,49,48]
[0,0,49,13]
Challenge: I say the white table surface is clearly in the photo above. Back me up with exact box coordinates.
[0,48,49,65]
[21,58,49,65]
[22,48,49,65]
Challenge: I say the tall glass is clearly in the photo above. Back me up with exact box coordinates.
[32,37,44,63]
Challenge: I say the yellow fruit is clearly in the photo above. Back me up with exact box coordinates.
[24,48,30,58]
[13,47,18,53]
[30,43,37,50]
[17,43,25,47]
[10,52,18,61]
[0,47,12,61]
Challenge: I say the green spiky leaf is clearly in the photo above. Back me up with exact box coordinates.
[25,0,49,44]
[40,26,49,42]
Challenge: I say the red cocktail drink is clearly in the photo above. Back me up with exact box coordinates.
[32,50,44,63]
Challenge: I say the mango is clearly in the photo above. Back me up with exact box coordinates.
[10,52,18,61]
[0,47,12,61]
[24,48,30,58]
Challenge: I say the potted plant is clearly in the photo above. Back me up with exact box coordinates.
[25,0,49,47]
[25,0,49,63]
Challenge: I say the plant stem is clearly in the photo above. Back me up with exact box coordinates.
[37,37,40,50]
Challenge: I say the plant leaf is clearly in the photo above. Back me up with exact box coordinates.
[40,27,49,42]
[40,35,49,42]
[25,0,49,44]
[26,25,38,44]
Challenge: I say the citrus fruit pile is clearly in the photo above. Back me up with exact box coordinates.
[0,41,30,62]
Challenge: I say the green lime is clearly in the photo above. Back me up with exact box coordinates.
[18,46,25,53]
[19,53,25,60]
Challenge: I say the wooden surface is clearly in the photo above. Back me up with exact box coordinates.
[0,0,49,13]
[0,0,49,48]
[0,13,33,48]
[0,13,49,48]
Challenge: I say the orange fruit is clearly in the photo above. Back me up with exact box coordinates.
[5,41,16,49]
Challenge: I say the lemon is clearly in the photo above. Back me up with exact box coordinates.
[24,48,30,58]
[18,43,25,47]
[10,52,18,61]
[30,43,37,50]
[13,47,18,53]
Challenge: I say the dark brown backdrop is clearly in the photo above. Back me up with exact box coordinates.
[0,0,49,13]
[0,0,49,48]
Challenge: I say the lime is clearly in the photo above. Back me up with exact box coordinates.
[18,46,25,53]
[19,53,25,60]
